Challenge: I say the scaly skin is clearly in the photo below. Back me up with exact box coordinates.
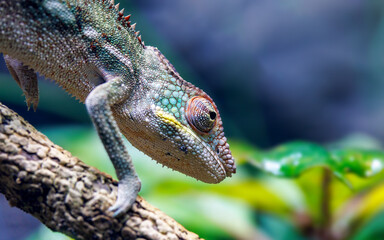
[0,0,236,216]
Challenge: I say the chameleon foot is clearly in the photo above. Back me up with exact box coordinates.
[109,177,141,217]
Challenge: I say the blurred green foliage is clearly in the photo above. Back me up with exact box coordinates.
[19,126,384,240]
[0,0,383,238]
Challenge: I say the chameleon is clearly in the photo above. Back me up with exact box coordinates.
[0,0,236,216]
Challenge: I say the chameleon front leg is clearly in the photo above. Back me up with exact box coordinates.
[85,76,141,217]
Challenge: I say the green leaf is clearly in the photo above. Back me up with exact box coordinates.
[330,149,384,178]
[235,140,384,184]
[252,141,330,177]
[232,141,331,177]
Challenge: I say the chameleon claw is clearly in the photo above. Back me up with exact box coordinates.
[26,96,39,112]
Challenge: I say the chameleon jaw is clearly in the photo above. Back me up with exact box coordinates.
[155,108,227,183]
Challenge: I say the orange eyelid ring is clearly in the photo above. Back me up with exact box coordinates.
[185,96,218,134]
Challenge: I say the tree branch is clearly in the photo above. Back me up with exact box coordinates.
[0,102,201,240]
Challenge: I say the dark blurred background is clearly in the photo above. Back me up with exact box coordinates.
[135,0,384,146]
[1,0,384,239]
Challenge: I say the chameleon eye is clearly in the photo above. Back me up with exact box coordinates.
[186,96,218,133]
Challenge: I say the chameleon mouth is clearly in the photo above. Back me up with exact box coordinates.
[155,108,228,183]
[218,143,236,176]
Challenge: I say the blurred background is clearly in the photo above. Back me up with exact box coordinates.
[2,0,384,239]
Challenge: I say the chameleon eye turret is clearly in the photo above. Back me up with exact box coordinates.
[186,96,218,134]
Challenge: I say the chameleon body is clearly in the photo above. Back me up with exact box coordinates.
[0,0,236,216]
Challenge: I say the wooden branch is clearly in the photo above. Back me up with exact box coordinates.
[0,102,201,240]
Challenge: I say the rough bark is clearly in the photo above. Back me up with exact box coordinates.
[0,102,201,240]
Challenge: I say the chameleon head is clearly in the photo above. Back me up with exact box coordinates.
[150,92,236,184]
[115,47,235,184]
[185,96,236,177]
